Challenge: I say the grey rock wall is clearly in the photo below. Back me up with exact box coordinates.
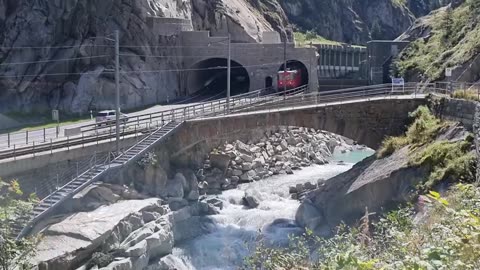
[0,0,288,115]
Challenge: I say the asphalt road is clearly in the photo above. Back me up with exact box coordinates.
[0,102,204,151]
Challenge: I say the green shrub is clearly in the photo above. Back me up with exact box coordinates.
[409,135,476,190]
[377,106,445,158]
[244,185,480,269]
[88,252,114,268]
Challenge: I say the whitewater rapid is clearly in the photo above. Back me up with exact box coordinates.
[172,150,374,270]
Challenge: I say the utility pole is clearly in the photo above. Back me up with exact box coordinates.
[309,41,313,93]
[115,30,120,155]
[283,30,287,99]
[227,34,231,114]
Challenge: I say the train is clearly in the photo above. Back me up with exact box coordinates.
[277,68,306,92]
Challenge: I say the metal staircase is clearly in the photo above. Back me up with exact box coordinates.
[15,121,183,239]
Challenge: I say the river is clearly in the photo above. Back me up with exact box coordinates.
[172,149,374,270]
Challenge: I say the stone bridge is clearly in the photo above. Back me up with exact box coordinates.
[170,97,426,162]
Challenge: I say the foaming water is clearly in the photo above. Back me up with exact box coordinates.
[173,150,373,270]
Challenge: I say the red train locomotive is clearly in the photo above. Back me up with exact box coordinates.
[277,68,307,92]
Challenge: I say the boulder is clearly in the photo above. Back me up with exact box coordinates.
[146,254,189,270]
[225,144,234,151]
[162,180,184,199]
[231,176,240,183]
[250,146,261,153]
[280,140,288,150]
[145,227,174,259]
[253,157,266,168]
[32,199,163,270]
[266,144,275,156]
[124,240,147,257]
[243,189,262,208]
[240,170,257,182]
[296,143,443,236]
[240,154,254,163]
[186,190,200,201]
[242,162,253,171]
[232,169,243,176]
[100,258,132,270]
[168,198,189,211]
[261,151,269,160]
[174,173,188,192]
[209,154,231,171]
[63,184,121,213]
[132,255,149,270]
[236,140,252,154]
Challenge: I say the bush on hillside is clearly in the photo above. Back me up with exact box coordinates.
[244,184,480,269]
[377,105,445,158]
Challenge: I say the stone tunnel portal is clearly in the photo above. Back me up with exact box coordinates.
[186,58,250,97]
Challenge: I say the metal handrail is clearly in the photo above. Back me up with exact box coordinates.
[16,151,115,239]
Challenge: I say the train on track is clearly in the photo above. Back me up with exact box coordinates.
[277,62,308,92]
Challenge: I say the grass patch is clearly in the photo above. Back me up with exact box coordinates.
[409,139,476,190]
[452,89,480,101]
[2,113,91,133]
[377,106,446,158]
[294,31,341,46]
[294,31,365,48]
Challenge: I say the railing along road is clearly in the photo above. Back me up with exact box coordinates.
[0,83,446,161]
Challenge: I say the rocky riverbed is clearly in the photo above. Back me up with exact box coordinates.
[30,126,366,269]
[196,126,361,195]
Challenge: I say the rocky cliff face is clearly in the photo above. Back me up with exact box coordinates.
[278,0,450,44]
[0,0,287,115]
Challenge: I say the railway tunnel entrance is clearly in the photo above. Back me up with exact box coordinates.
[186,58,250,98]
[278,60,309,91]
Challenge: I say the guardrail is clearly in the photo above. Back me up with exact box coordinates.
[0,83,447,161]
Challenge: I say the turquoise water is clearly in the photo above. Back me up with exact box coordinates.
[332,148,375,164]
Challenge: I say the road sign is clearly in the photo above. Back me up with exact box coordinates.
[445,67,453,77]
[391,77,405,86]
[52,110,59,121]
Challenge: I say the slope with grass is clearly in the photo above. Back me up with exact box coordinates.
[395,0,480,82]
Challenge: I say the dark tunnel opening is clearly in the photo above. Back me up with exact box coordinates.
[187,58,250,97]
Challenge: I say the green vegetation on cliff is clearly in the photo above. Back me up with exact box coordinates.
[377,106,446,157]
[395,0,480,80]
[379,105,476,190]
[294,31,341,46]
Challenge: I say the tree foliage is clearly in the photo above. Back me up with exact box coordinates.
[0,178,37,270]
